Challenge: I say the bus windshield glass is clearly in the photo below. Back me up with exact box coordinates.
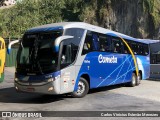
[17,31,63,74]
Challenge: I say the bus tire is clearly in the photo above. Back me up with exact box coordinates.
[71,77,89,98]
[136,73,142,86]
[128,73,137,87]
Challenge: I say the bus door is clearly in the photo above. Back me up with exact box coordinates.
[59,39,76,94]
[0,37,5,82]
[54,36,78,94]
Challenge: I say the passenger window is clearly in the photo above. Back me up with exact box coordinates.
[64,28,84,45]
[130,42,148,56]
[156,54,160,63]
[99,34,111,52]
[131,42,138,55]
[92,33,100,51]
[61,44,72,65]
[138,44,143,55]
[150,54,156,64]
[82,31,94,55]
[60,38,79,69]
[123,40,130,54]
[112,37,123,53]
[143,44,149,55]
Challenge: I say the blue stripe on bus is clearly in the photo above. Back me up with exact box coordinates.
[26,26,63,33]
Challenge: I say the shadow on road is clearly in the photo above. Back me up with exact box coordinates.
[0,84,125,104]
[0,87,67,104]
[89,84,124,94]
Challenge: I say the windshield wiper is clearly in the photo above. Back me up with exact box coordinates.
[23,43,34,65]
[22,35,43,74]
[33,35,44,75]
[37,61,43,74]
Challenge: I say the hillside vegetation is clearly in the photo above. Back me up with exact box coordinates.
[0,0,160,39]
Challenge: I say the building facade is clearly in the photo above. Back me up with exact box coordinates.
[1,0,16,6]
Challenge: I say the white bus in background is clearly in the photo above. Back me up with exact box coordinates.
[148,40,160,79]
[138,39,160,79]
[2,0,16,6]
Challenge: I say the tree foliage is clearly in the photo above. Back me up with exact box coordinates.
[0,0,159,38]
[0,0,83,38]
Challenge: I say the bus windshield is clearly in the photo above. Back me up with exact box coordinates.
[17,31,62,74]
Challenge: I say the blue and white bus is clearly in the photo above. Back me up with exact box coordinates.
[9,22,150,97]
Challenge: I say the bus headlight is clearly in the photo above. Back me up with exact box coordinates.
[48,87,54,91]
[15,78,18,81]
[47,78,54,82]
[15,86,18,90]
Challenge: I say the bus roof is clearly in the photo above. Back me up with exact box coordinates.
[26,22,157,44]
[137,39,160,44]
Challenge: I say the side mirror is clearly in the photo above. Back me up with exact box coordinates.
[7,40,20,54]
[54,35,74,52]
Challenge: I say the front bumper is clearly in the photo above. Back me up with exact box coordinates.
[14,80,60,95]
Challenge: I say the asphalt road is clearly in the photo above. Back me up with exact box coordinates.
[0,67,160,120]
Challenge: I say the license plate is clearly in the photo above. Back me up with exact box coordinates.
[27,87,35,92]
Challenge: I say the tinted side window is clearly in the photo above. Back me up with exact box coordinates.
[111,37,123,53]
[65,28,85,45]
[99,34,111,52]
[143,44,149,55]
[131,42,138,55]
[92,33,100,51]
[60,38,79,69]
[131,42,149,56]
[123,39,130,54]
[82,31,94,55]
[150,54,156,64]
[138,44,143,55]
[156,54,160,63]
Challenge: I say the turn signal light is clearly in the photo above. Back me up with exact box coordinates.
[15,78,18,81]
[15,86,18,90]
[48,78,54,82]
[48,87,53,91]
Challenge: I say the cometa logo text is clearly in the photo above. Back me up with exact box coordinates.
[98,54,117,63]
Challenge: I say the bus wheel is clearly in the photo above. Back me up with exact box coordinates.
[129,73,137,87]
[136,73,142,86]
[71,77,89,98]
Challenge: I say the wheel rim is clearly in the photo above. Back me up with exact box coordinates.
[76,81,85,95]
[132,75,136,85]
